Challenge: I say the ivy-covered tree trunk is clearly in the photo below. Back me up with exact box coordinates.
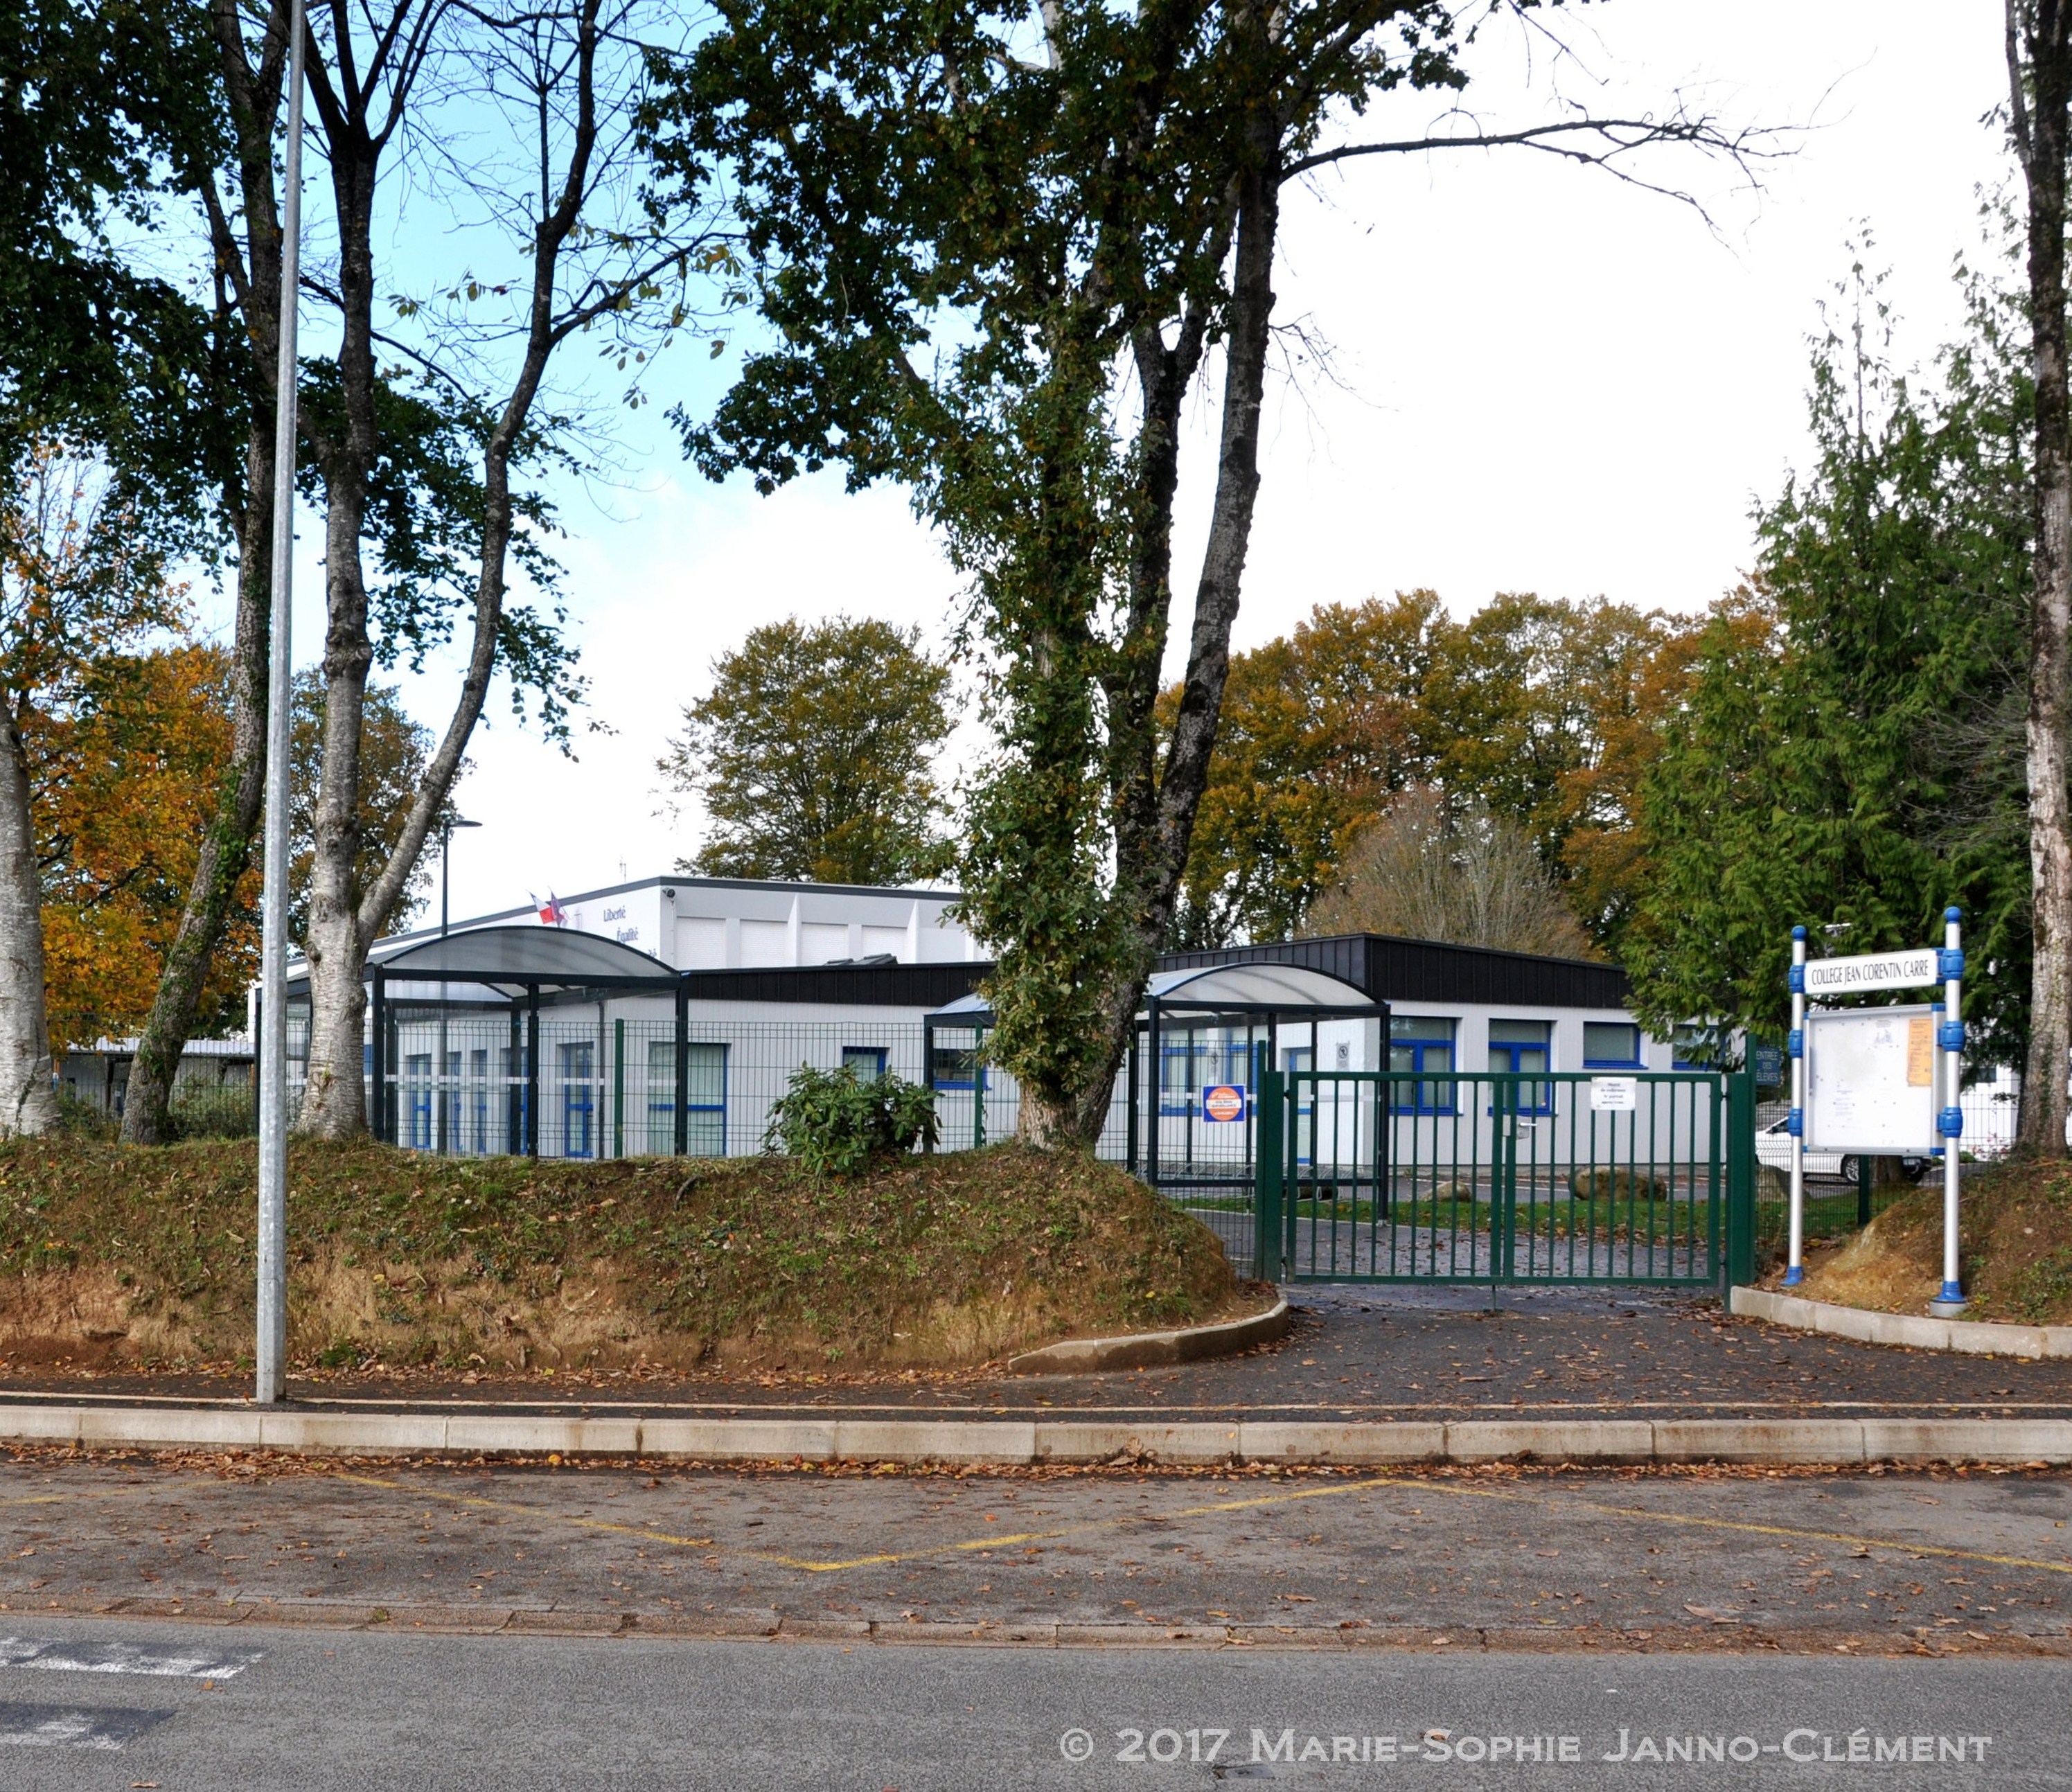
[2011,0,2072,1158]
[121,0,292,1146]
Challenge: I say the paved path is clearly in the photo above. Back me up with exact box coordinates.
[0,1617,2052,1789]
[8,1287,2072,1421]
[3,1453,2070,1651]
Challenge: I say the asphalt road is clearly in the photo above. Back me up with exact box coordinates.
[0,1619,2059,1789]
[5,1453,2072,1648]
[12,1286,2072,1419]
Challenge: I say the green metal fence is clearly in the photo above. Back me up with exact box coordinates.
[1252,1066,1760,1290]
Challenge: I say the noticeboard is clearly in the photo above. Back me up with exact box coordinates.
[1805,1005,1937,1153]
[1201,1084,1248,1124]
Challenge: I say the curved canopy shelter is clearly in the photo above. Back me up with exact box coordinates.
[282,926,689,1157]
[925,958,1385,1189]
[365,925,679,1004]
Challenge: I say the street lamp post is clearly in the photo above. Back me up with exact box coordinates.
[255,0,308,1407]
[435,817,481,1155]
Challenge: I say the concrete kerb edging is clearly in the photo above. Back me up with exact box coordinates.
[1731,1284,2072,1359]
[6,1405,2072,1467]
[1006,1299,1291,1374]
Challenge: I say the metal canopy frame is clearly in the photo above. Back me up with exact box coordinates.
[925,963,1386,1185]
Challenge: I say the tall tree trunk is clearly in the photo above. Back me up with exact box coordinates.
[294,143,380,1140]
[0,702,57,1135]
[121,0,290,1144]
[1018,73,1282,1147]
[2012,0,2072,1158]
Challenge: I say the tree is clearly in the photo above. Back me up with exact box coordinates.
[1621,258,2033,1060]
[658,616,953,886]
[1305,786,1600,957]
[281,0,729,1137]
[650,0,1762,1146]
[0,447,183,1131]
[33,644,258,1048]
[2007,3,2072,1155]
[1168,589,1699,952]
[287,672,439,943]
[1167,592,1443,947]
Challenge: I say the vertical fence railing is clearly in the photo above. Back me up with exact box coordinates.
[1256,1070,1728,1287]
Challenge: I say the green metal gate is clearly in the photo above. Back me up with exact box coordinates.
[1252,1067,1759,1289]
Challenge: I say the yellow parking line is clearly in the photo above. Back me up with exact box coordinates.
[333,1469,2072,1581]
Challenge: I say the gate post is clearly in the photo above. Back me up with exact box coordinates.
[1255,1067,1286,1284]
[1726,1064,1757,1290]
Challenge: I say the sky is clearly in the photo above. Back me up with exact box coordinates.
[245,1,2015,927]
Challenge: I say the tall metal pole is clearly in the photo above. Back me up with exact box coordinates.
[1931,907,1967,1316]
[255,0,308,1405]
[1783,925,1807,1288]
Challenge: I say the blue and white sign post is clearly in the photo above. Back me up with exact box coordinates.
[1782,910,1966,1315]
[1936,907,1965,1315]
[1785,926,1807,1286]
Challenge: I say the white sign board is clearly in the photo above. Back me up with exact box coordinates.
[1803,948,1941,997]
[1805,1005,1937,1153]
[1589,1076,1638,1112]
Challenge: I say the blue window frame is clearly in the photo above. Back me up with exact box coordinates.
[1389,1016,1457,1114]
[405,1052,432,1148]
[1488,1019,1552,1115]
[1160,1032,1257,1115]
[646,1040,727,1157]
[1672,1023,1721,1071]
[560,1040,596,1159]
[842,1046,887,1080]
[1583,1021,1645,1070]
[468,1047,489,1154]
[931,1043,985,1091]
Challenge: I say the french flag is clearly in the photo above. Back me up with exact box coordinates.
[532,891,566,927]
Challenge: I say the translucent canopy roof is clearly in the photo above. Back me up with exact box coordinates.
[287,924,678,1000]
[926,959,1379,1024]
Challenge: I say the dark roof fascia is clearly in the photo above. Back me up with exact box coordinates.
[680,961,988,1009]
[1154,934,1631,1011]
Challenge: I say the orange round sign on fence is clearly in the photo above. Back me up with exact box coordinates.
[1203,1084,1246,1124]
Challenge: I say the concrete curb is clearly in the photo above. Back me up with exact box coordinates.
[1732,1285,2072,1359]
[8,1593,2068,1652]
[3,1403,2069,1466]
[1006,1299,1291,1374]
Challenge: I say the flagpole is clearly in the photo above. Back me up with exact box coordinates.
[256,0,307,1405]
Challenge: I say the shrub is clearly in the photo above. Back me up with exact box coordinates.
[763,1064,941,1178]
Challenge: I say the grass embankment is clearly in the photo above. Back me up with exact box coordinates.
[0,1137,1241,1374]
[1791,1158,2072,1324]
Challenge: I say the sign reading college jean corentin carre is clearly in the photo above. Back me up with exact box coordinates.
[1802,948,1941,996]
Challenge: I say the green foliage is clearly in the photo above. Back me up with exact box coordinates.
[1622,253,2033,1061]
[645,1,1472,1137]
[763,1063,941,1178]
[659,615,952,885]
[287,671,450,941]
[1171,590,1698,952]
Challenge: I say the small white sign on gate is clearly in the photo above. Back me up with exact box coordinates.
[1589,1076,1638,1112]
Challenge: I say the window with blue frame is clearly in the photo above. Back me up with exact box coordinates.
[646,1040,727,1157]
[842,1046,887,1080]
[930,1043,984,1090]
[1487,1018,1552,1114]
[1582,1020,1645,1069]
[1672,1023,1722,1070]
[468,1047,489,1154]
[560,1040,596,1159]
[1160,1031,1257,1115]
[501,1044,526,1153]
[405,1052,432,1148]
[1389,1015,1456,1113]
